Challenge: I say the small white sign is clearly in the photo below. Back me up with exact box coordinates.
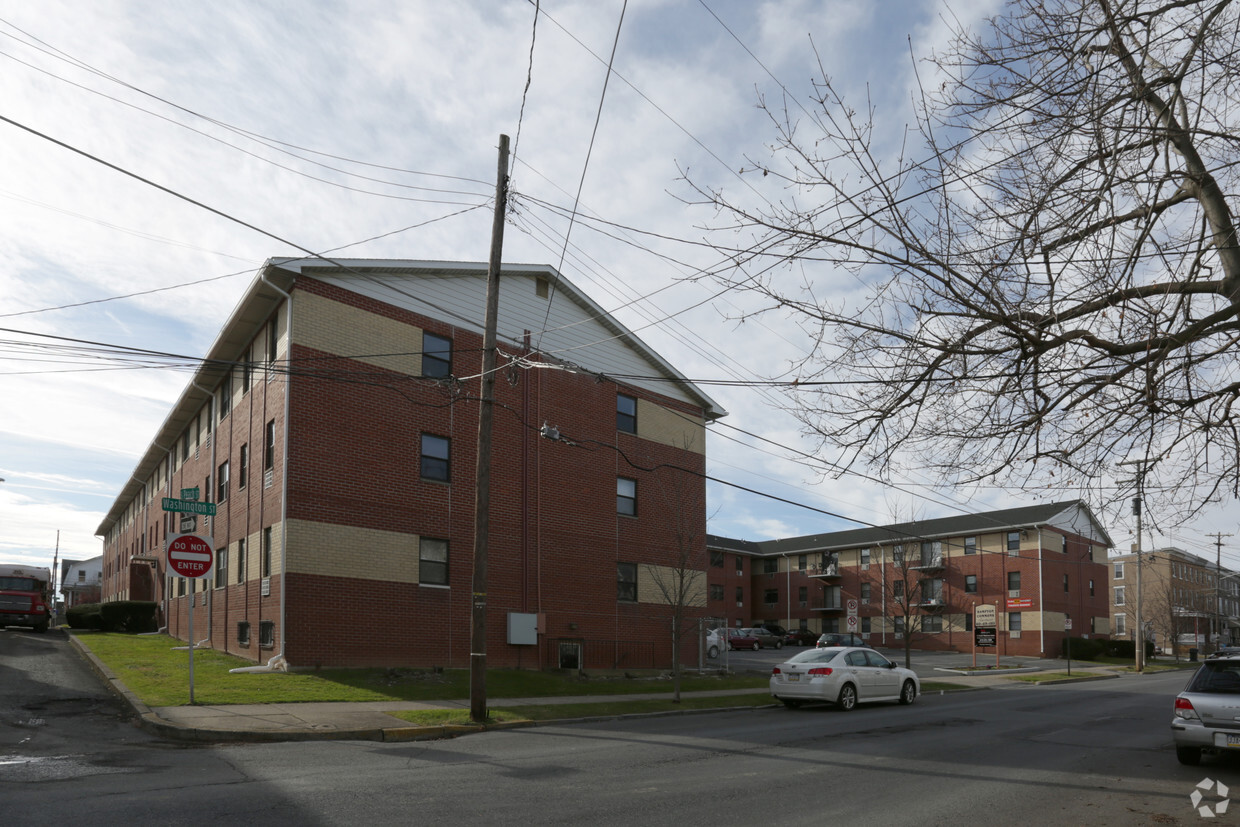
[975,604,997,626]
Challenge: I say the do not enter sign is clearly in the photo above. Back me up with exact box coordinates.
[167,534,214,579]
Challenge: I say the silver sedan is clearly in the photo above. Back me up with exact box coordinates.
[769,646,919,710]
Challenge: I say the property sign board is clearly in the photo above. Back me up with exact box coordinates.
[974,604,997,626]
[1007,597,1033,610]
[167,534,214,579]
[975,626,997,647]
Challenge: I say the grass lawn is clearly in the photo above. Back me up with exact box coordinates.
[73,631,770,708]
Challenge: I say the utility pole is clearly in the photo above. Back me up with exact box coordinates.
[1210,533,1233,653]
[1118,457,1160,672]
[470,134,510,724]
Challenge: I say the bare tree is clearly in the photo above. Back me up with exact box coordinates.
[872,542,945,669]
[687,0,1240,523]
[1141,565,1183,660]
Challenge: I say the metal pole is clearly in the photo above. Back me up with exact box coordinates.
[470,134,510,724]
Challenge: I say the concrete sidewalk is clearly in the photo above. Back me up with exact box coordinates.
[69,635,1128,744]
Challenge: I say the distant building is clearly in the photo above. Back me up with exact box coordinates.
[708,500,1114,657]
[60,556,102,608]
[96,259,725,670]
[1108,547,1239,654]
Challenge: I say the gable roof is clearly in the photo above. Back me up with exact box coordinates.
[710,500,1114,556]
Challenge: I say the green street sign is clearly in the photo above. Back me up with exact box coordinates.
[162,497,216,516]
[180,487,200,500]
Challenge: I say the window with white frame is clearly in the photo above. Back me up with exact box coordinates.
[1114,585,1126,606]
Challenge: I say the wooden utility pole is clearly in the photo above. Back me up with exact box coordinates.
[470,134,510,723]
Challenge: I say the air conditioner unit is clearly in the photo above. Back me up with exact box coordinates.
[861,564,870,570]
[736,601,743,607]
[895,596,903,603]
[861,598,870,604]
[1008,590,1020,598]
[1010,631,1022,639]
[262,577,271,597]
[799,601,808,608]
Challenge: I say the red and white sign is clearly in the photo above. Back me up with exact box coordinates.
[167,534,214,579]
[1007,597,1033,610]
[846,615,858,631]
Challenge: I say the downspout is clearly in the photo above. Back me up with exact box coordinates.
[231,271,293,673]
[1036,527,1044,656]
[783,552,791,631]
[191,380,216,644]
[879,544,887,646]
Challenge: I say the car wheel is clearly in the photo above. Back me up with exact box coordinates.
[837,683,857,711]
[899,680,916,705]
[752,642,760,651]
[775,641,783,650]
[1177,746,1203,766]
[707,645,720,659]
[781,699,802,709]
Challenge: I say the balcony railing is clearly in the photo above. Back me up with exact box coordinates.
[910,554,945,571]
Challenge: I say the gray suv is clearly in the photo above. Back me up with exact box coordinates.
[743,627,784,649]
[1171,651,1240,764]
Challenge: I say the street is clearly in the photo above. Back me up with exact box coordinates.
[2,630,1228,825]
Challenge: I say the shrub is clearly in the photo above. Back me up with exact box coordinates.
[1104,639,1135,658]
[1062,636,1104,660]
[98,601,158,633]
[66,602,104,630]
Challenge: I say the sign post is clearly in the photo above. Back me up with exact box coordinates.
[974,604,998,668]
[165,533,214,703]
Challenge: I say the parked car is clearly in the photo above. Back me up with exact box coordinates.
[744,626,784,649]
[728,629,761,651]
[816,632,867,648]
[706,629,724,659]
[784,629,819,646]
[770,646,919,711]
[1172,651,1240,765]
[754,623,789,638]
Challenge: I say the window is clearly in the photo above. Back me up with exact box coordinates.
[965,574,977,593]
[77,569,85,582]
[217,461,229,503]
[1115,614,1127,635]
[419,538,449,586]
[219,373,231,421]
[214,546,228,589]
[798,555,807,571]
[238,444,248,490]
[710,583,724,601]
[617,477,636,516]
[618,562,637,602]
[264,420,276,470]
[422,332,452,378]
[616,393,637,434]
[182,428,190,460]
[762,558,778,575]
[421,434,450,482]
[710,551,724,568]
[1063,574,1070,593]
[237,538,246,584]
[735,586,743,603]
[259,620,275,648]
[267,321,278,365]
[964,536,977,555]
[798,585,808,606]
[1007,571,1021,592]
[1114,585,1125,606]
[1061,535,1068,554]
[237,621,251,646]
[861,548,871,566]
[262,526,273,577]
[861,582,871,601]
[894,616,906,635]
[1007,531,1021,553]
[1009,612,1023,632]
[735,556,744,575]
[924,616,943,633]
[241,348,252,394]
[893,544,905,564]
[861,617,871,633]
[1114,562,1124,579]
[965,614,973,631]
[1089,578,1095,596]
[764,588,778,605]
[894,580,905,600]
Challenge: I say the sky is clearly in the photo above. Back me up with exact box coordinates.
[0,0,1236,581]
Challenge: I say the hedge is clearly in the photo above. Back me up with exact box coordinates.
[67,601,156,633]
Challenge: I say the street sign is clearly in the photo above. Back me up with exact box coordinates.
[1065,617,1073,630]
[846,599,859,615]
[180,514,198,533]
[162,497,216,516]
[846,615,858,631]
[180,487,200,501]
[167,534,214,579]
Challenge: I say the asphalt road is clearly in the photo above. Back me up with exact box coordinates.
[2,630,1225,825]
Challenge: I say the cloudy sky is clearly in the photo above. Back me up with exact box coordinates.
[0,0,1234,578]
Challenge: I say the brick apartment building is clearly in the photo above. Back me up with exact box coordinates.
[707,501,1114,658]
[96,258,725,670]
[1109,547,1240,655]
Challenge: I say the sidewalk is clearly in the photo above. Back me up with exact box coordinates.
[69,636,1126,744]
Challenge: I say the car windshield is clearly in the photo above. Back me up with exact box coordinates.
[786,647,844,664]
[1187,662,1240,694]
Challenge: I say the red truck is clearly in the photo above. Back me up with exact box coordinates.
[0,564,52,633]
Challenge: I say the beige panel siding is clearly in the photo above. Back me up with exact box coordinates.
[285,519,419,583]
[639,563,707,607]
[637,399,705,454]
[294,290,423,376]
